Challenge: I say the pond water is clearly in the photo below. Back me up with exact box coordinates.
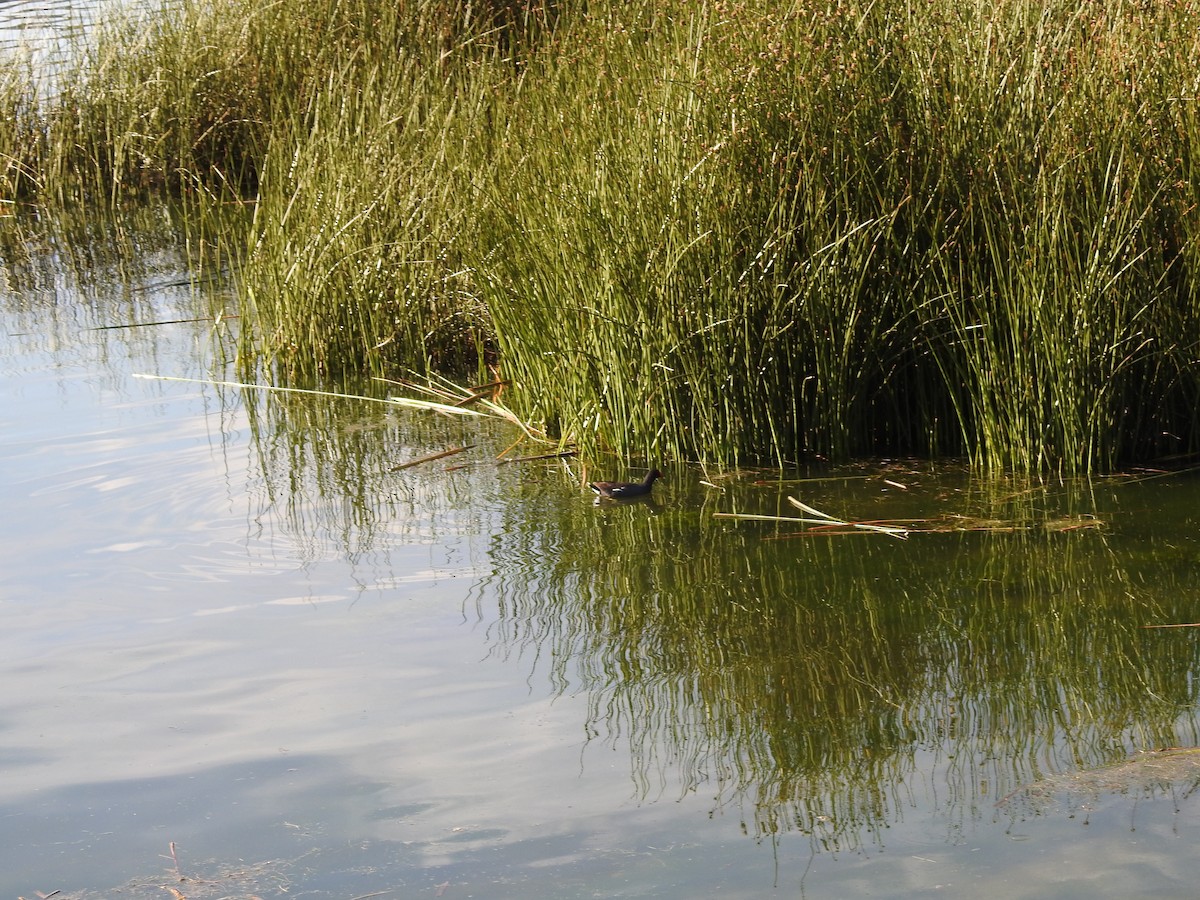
[0,0,110,72]
[5,216,1200,899]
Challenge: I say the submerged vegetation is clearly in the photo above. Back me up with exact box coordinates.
[3,0,1200,472]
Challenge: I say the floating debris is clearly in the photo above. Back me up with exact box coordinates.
[716,496,1103,538]
[996,747,1200,814]
[389,445,475,472]
[714,497,909,539]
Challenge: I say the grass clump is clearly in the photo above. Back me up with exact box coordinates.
[241,2,504,380]
[4,0,1200,472]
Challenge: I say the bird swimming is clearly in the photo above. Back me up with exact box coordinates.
[588,469,663,500]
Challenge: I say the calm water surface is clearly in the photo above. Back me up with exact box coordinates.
[0,0,116,71]
[4,223,1200,897]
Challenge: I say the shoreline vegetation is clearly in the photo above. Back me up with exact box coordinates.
[2,0,1200,472]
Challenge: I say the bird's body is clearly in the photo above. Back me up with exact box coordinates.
[589,469,663,500]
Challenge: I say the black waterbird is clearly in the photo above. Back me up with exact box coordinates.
[589,469,664,500]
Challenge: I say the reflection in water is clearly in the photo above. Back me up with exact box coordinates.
[476,476,1200,850]
[218,342,1200,855]
[0,0,87,71]
[0,0,172,96]
[0,203,235,351]
[7,205,1200,894]
[237,377,516,566]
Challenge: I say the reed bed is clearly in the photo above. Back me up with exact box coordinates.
[3,0,1200,472]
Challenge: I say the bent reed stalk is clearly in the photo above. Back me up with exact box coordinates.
[3,0,1200,473]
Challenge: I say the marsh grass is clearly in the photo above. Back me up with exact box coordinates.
[4,0,1200,472]
[241,19,499,380]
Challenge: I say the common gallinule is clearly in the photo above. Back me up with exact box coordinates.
[589,469,663,500]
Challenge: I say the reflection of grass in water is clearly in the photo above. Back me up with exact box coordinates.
[481,468,1200,851]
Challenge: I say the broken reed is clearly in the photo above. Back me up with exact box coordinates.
[4,0,1200,472]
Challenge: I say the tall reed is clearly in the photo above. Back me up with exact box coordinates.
[240,1,503,379]
[5,0,1200,472]
[476,1,922,465]
[473,0,1200,469]
[909,0,1200,471]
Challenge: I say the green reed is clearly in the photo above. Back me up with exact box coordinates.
[475,1,915,465]
[241,10,500,380]
[471,0,1200,470]
[4,0,1200,472]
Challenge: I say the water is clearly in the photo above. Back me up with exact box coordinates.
[5,212,1200,899]
[0,0,105,72]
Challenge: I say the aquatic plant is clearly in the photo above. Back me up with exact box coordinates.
[3,0,1200,472]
